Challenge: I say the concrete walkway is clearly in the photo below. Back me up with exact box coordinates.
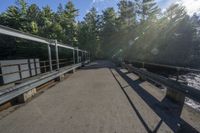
[0,61,199,133]
[0,61,147,133]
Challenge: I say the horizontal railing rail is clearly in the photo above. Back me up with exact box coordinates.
[122,63,200,103]
[0,25,88,52]
[0,25,90,105]
[0,24,90,74]
[124,60,200,81]
[0,58,88,83]
[125,60,200,73]
[0,25,90,84]
[0,62,89,105]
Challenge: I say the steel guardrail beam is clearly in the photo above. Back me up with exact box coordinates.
[126,60,200,73]
[0,25,76,50]
[0,25,88,57]
[0,62,84,105]
[0,25,50,44]
[57,43,74,50]
[122,63,200,103]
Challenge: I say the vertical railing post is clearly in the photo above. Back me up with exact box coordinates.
[84,51,86,61]
[48,44,53,71]
[87,52,88,61]
[73,49,75,64]
[83,51,85,62]
[76,47,79,63]
[34,59,38,75]
[82,51,84,62]
[28,59,32,77]
[44,61,47,73]
[176,68,180,81]
[81,51,83,62]
[142,62,145,68]
[87,52,89,60]
[18,64,22,80]
[55,40,59,70]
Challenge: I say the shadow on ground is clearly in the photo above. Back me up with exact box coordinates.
[82,61,199,133]
[113,68,199,133]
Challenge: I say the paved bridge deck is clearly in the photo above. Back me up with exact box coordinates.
[0,61,199,133]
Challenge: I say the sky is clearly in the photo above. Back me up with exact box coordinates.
[0,0,199,21]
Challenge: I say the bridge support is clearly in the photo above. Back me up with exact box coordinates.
[166,88,185,105]
[55,74,65,81]
[69,69,76,74]
[18,88,37,103]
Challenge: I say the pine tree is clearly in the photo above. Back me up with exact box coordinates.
[100,8,117,58]
[118,0,137,28]
[140,0,160,21]
[62,1,78,46]
[26,4,41,34]
[78,7,101,58]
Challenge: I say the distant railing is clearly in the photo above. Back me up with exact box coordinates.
[124,60,200,81]
[122,63,200,103]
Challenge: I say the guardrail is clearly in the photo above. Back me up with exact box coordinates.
[0,25,90,72]
[0,58,74,78]
[0,62,88,105]
[124,60,200,81]
[0,25,90,105]
[121,63,200,103]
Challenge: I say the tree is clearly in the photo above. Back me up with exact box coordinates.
[0,0,200,67]
[116,0,138,59]
[100,8,117,58]
[78,7,101,58]
[139,0,160,21]
[38,5,54,38]
[0,0,28,30]
[62,1,78,46]
[26,4,41,34]
[0,0,29,58]
[118,0,137,28]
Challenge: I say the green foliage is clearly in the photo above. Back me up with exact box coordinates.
[125,3,200,67]
[100,8,118,58]
[77,7,101,58]
[0,0,79,60]
[0,0,200,67]
[118,0,137,28]
[140,0,160,21]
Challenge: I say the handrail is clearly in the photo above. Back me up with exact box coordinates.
[125,60,200,73]
[0,25,89,53]
[122,63,200,103]
[0,25,75,50]
[0,62,86,104]
[0,25,90,85]
[0,59,75,77]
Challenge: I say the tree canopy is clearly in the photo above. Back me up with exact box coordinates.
[0,0,200,67]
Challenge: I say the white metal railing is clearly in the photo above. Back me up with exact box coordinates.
[0,25,90,72]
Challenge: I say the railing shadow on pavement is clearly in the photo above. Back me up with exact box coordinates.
[111,68,199,133]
